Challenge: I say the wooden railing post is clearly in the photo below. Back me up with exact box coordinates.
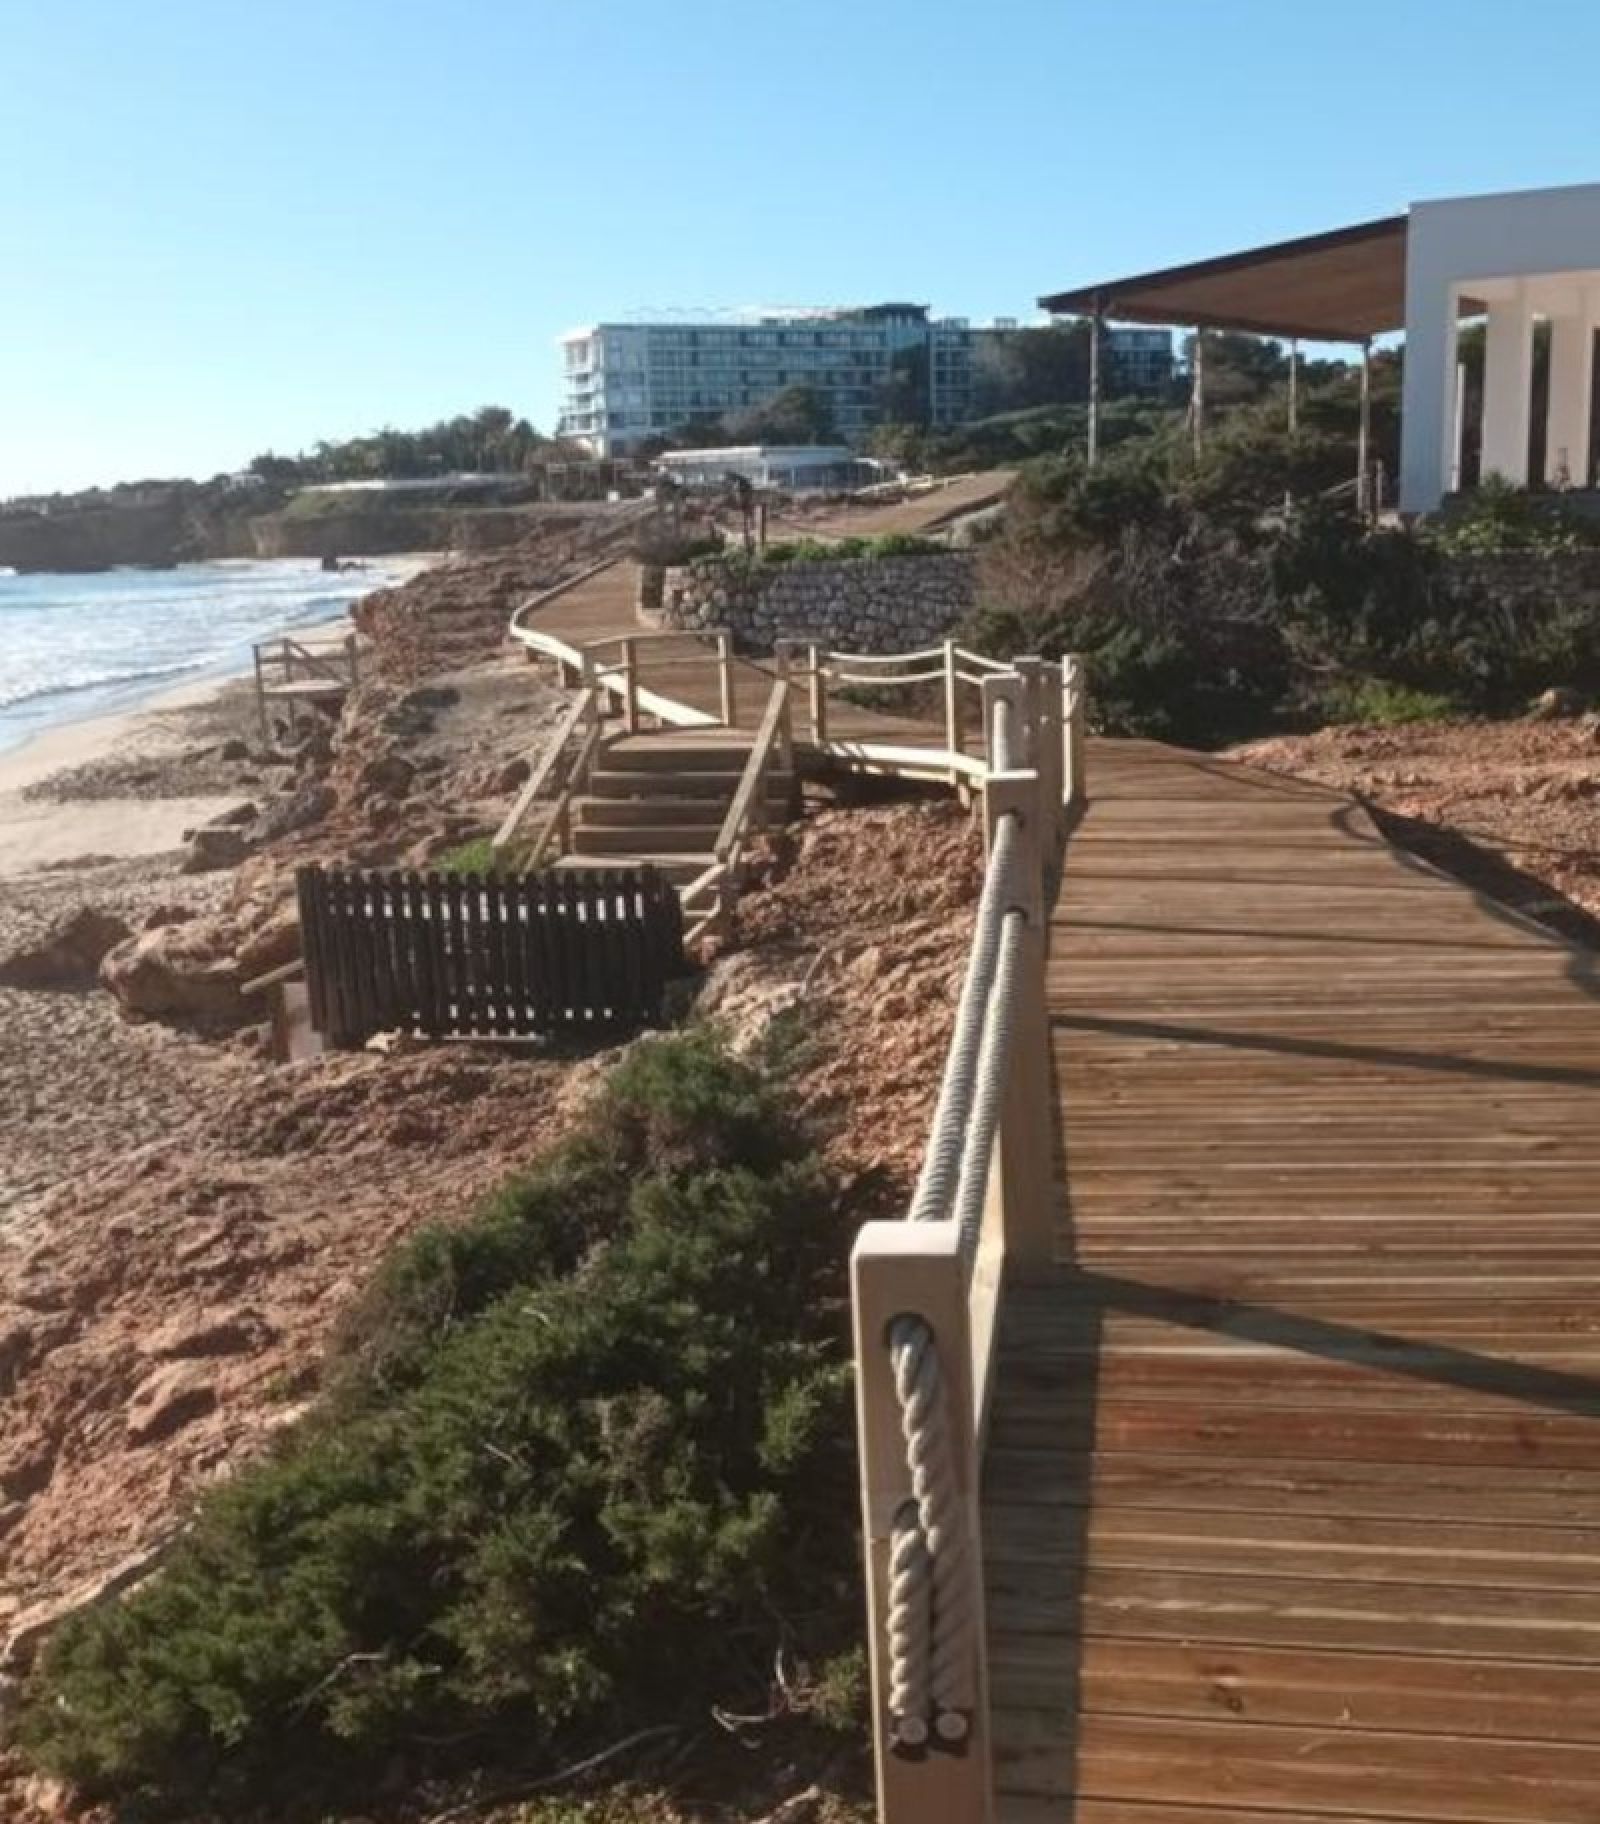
[1017,657,1064,855]
[1064,653,1088,811]
[852,1222,994,1824]
[717,630,737,727]
[981,713,1055,1274]
[621,636,639,733]
[943,640,964,785]
[808,643,828,745]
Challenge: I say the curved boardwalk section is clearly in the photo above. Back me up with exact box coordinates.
[986,738,1600,1823]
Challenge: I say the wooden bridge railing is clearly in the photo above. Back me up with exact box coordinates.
[252,632,362,746]
[490,685,605,868]
[851,655,1086,1824]
[681,674,795,948]
[578,626,740,731]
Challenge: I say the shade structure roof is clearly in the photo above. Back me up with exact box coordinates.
[1040,215,1410,343]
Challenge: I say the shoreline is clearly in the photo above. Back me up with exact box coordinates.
[0,552,439,765]
[0,557,439,876]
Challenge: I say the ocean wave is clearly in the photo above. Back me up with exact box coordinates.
[0,658,201,712]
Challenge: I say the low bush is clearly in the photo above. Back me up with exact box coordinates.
[20,1030,862,1819]
[1314,678,1462,726]
[434,833,497,875]
[757,534,945,566]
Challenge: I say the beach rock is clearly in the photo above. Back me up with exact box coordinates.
[356,751,415,801]
[1532,686,1586,720]
[219,737,250,762]
[100,920,245,1026]
[495,754,532,793]
[211,800,259,828]
[138,1307,268,1361]
[235,908,300,981]
[0,907,131,989]
[182,825,250,873]
[125,1364,217,1445]
[253,780,336,843]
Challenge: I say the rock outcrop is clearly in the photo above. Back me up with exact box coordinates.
[99,919,245,1027]
[0,909,131,989]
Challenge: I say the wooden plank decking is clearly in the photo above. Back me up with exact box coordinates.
[985,739,1600,1823]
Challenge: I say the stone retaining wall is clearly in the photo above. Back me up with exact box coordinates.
[658,552,977,653]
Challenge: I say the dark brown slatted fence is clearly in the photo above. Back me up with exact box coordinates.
[296,865,685,1047]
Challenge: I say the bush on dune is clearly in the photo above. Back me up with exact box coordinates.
[19,1031,862,1819]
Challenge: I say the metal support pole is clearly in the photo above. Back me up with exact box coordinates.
[1087,299,1105,468]
[1191,328,1206,462]
[1287,338,1300,435]
[1357,338,1373,518]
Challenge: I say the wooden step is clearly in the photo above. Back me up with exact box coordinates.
[586,768,791,802]
[601,741,753,774]
[552,852,714,886]
[577,796,748,827]
[573,823,722,855]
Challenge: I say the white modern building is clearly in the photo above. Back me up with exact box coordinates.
[1042,181,1600,514]
[1401,184,1600,509]
[557,305,1174,457]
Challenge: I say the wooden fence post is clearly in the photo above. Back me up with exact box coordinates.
[808,643,828,745]
[717,631,737,727]
[944,640,964,785]
[852,1221,994,1824]
[621,636,639,734]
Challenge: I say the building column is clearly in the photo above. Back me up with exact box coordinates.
[1480,291,1534,486]
[1400,281,1459,513]
[1545,302,1596,488]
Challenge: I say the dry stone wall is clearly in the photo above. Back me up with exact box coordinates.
[659,552,976,654]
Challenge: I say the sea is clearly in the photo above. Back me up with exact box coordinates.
[0,559,414,757]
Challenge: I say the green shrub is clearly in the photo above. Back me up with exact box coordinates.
[1427,475,1600,554]
[1316,678,1462,725]
[19,1032,860,1819]
[434,834,496,875]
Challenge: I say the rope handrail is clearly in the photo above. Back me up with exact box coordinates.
[828,666,948,689]
[879,678,1042,1752]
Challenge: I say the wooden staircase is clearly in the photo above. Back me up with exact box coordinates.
[558,731,795,886]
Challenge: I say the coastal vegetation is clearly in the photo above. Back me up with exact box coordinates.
[963,381,1600,748]
[18,1029,865,1819]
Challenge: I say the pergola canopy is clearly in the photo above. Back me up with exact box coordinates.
[1040,215,1412,344]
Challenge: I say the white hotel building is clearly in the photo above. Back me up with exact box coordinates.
[557,304,1171,458]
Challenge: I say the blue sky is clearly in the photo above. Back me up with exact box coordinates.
[5,0,1600,497]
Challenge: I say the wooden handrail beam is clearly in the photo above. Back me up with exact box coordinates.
[491,687,599,860]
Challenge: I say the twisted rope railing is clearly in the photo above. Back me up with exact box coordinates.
[880,681,1036,1751]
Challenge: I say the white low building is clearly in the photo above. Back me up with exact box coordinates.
[1042,180,1600,515]
[654,445,889,492]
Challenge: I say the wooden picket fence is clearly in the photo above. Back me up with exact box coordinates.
[296,864,684,1047]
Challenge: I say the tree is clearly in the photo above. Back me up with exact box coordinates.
[724,384,835,446]
[971,322,1092,415]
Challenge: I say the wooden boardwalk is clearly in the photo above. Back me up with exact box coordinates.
[985,738,1600,1824]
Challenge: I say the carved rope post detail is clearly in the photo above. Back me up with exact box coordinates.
[852,1223,994,1824]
